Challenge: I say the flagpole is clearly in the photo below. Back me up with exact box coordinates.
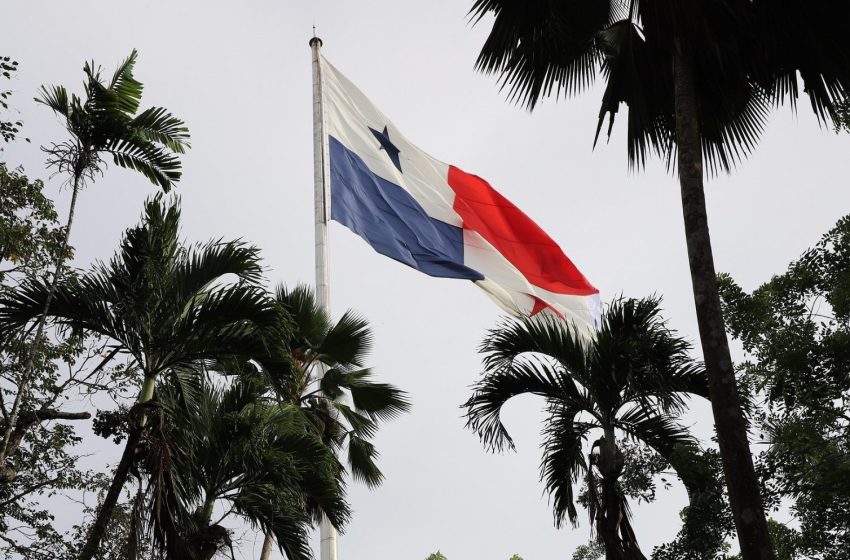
[310,34,338,560]
[311,36,330,311]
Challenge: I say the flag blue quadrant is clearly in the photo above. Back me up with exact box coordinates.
[329,136,485,281]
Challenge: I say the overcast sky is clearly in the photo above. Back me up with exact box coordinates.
[3,1,849,559]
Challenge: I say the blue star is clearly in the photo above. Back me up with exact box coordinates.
[369,125,402,173]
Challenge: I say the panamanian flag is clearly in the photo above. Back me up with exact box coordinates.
[321,57,602,338]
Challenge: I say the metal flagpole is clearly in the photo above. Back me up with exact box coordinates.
[310,34,337,560]
[311,36,330,310]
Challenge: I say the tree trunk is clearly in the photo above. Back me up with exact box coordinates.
[600,474,622,560]
[0,175,83,478]
[672,40,776,560]
[77,425,141,560]
[77,376,157,560]
[597,428,628,560]
[259,532,274,560]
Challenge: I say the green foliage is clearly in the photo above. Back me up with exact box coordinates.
[719,214,850,559]
[127,376,350,560]
[276,284,410,494]
[37,50,189,190]
[425,552,447,560]
[0,56,25,144]
[650,448,734,560]
[0,163,64,285]
[0,196,288,388]
[617,440,671,504]
[0,196,295,557]
[0,161,141,558]
[508,555,524,560]
[572,540,605,560]
[465,298,707,559]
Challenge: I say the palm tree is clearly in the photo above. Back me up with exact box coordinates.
[259,285,411,557]
[133,374,350,560]
[0,196,290,560]
[466,3,850,557]
[464,298,708,559]
[0,49,189,478]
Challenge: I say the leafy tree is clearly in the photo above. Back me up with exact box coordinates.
[425,552,447,560]
[573,541,605,560]
[649,448,734,560]
[466,3,850,557]
[508,555,524,560]
[464,298,708,559]
[0,50,190,481]
[0,196,290,560]
[126,375,350,560]
[719,214,850,559]
[0,163,64,280]
[0,163,138,559]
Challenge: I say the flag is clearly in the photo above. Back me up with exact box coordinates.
[321,57,601,336]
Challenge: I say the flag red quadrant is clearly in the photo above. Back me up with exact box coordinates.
[447,166,598,297]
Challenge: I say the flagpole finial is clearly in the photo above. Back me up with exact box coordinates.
[309,28,323,48]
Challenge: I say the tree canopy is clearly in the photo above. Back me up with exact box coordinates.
[719,214,850,559]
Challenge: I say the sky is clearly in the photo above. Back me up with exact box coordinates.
[2,1,849,559]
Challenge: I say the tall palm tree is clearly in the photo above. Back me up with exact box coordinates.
[260,285,411,557]
[0,196,290,560]
[464,298,708,559]
[134,374,350,560]
[0,49,189,477]
[465,3,850,557]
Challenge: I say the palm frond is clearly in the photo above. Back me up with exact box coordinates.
[465,357,581,451]
[594,19,673,168]
[107,136,183,192]
[108,49,143,115]
[615,405,696,458]
[276,283,330,348]
[347,434,384,488]
[470,0,610,107]
[344,369,411,421]
[172,238,265,300]
[481,315,590,379]
[317,310,373,368]
[231,486,313,560]
[0,273,127,351]
[751,0,850,124]
[540,402,595,527]
[34,85,70,117]
[333,402,378,441]
[130,106,190,153]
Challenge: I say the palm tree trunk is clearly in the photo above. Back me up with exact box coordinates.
[597,427,627,560]
[259,532,274,560]
[77,375,157,560]
[77,425,141,560]
[600,474,622,560]
[0,175,82,481]
[672,39,776,560]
